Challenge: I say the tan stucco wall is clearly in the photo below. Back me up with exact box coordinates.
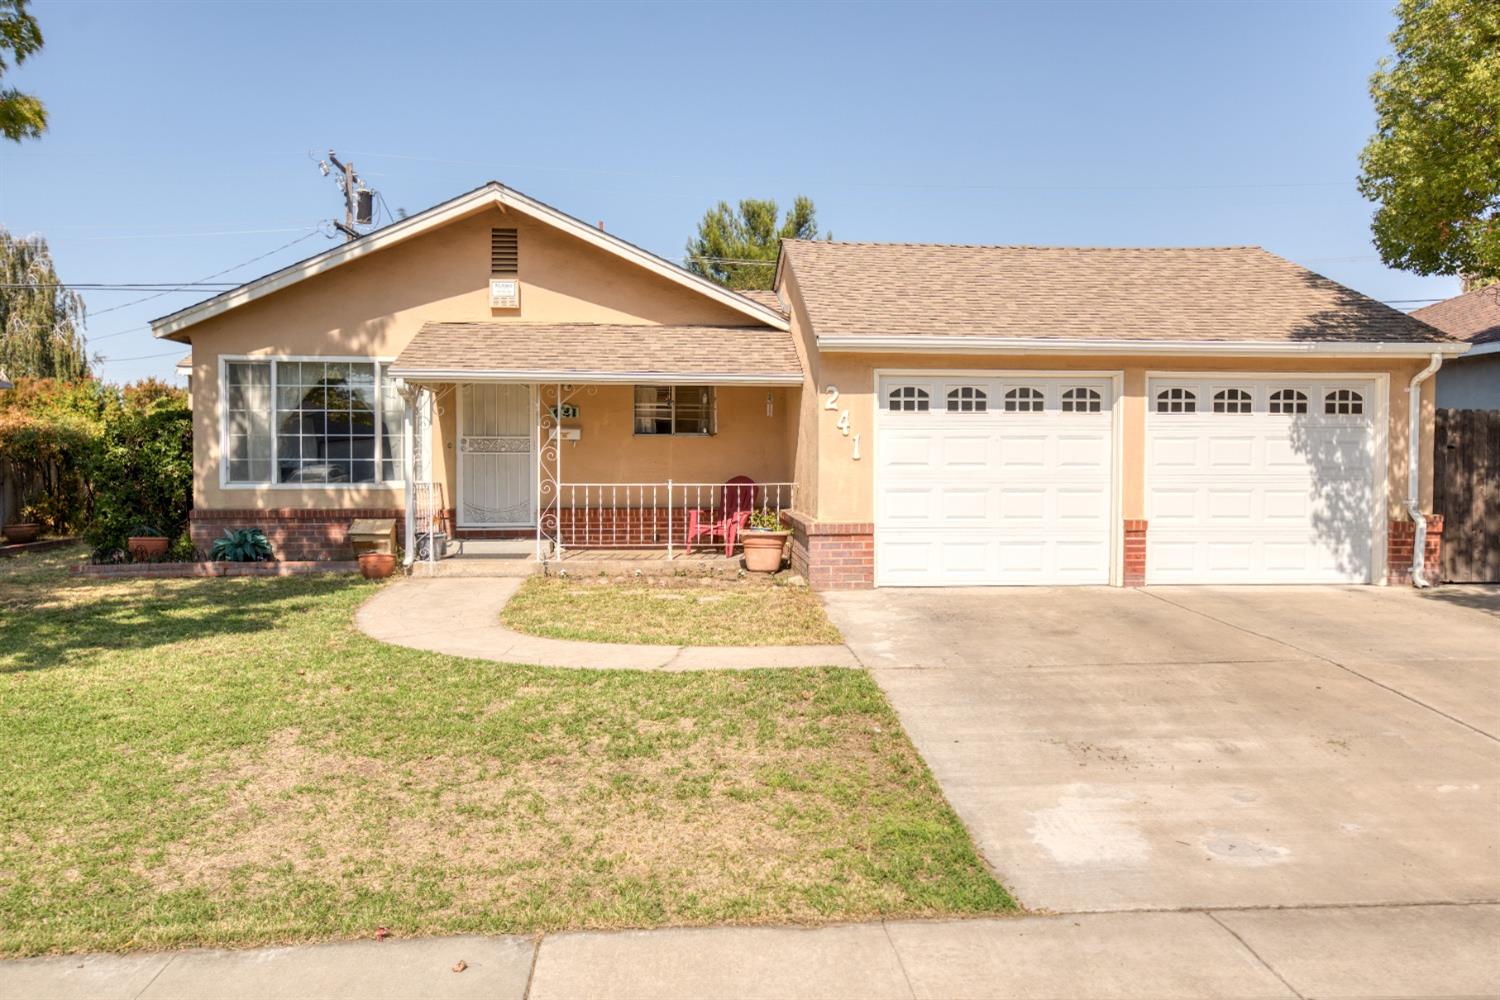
[802,351,1436,524]
[779,265,822,518]
[181,206,764,509]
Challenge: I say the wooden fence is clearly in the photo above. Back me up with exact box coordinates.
[1433,408,1500,583]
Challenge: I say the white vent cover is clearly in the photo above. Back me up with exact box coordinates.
[489,278,520,309]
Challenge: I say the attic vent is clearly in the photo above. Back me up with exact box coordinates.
[490,228,518,274]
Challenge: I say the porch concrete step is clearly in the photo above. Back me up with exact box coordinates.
[410,558,541,578]
[542,557,744,579]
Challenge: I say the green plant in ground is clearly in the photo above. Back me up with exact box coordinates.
[167,534,197,562]
[746,508,786,532]
[0,546,1013,955]
[210,528,273,562]
[83,386,192,554]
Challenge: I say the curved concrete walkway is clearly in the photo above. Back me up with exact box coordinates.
[355,578,860,670]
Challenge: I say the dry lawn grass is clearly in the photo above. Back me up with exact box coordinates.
[0,548,1010,956]
[501,575,844,646]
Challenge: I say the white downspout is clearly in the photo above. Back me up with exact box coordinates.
[1405,352,1443,588]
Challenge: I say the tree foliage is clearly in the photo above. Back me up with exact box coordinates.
[685,197,823,290]
[0,378,191,548]
[0,0,46,142]
[1358,0,1500,282]
[0,379,108,531]
[0,228,89,379]
[85,385,193,554]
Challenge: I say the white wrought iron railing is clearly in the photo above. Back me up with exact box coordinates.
[545,480,796,557]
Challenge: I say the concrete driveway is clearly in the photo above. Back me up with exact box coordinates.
[821,584,1500,913]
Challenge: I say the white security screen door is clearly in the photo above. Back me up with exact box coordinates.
[458,384,534,527]
[875,374,1116,586]
[1145,377,1377,584]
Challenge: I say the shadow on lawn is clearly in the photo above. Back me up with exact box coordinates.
[0,556,367,673]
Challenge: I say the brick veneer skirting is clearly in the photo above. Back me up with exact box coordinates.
[784,510,874,590]
[1387,514,1443,586]
[190,508,405,561]
[1123,519,1148,587]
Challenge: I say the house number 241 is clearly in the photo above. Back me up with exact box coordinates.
[824,385,861,460]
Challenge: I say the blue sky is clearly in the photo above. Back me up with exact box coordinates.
[1,0,1458,384]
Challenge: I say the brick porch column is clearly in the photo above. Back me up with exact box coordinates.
[1123,519,1148,587]
[784,511,874,590]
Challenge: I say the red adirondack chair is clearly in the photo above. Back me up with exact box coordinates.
[684,476,757,556]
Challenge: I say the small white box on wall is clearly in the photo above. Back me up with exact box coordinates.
[489,279,520,309]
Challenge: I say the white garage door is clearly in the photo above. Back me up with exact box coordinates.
[1145,377,1378,584]
[875,374,1115,586]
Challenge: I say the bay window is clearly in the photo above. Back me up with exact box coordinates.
[222,359,404,485]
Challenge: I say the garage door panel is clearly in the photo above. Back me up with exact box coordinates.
[1146,377,1375,585]
[876,374,1115,586]
[1057,487,1109,521]
[940,434,991,467]
[1207,436,1256,469]
[998,488,1047,521]
[1057,434,1109,468]
[997,434,1048,468]
[940,488,992,522]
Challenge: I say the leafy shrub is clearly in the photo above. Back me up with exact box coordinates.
[211,528,273,563]
[746,508,786,532]
[84,389,192,553]
[168,535,198,562]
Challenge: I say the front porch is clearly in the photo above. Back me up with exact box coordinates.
[397,380,800,573]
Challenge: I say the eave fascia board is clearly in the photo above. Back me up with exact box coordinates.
[152,183,788,339]
[387,368,804,386]
[815,335,1472,358]
[1455,339,1500,359]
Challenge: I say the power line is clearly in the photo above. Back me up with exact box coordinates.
[80,226,319,242]
[96,348,185,363]
[86,229,326,317]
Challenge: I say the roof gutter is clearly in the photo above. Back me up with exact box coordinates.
[815,336,1471,358]
[1405,351,1444,589]
[387,369,803,385]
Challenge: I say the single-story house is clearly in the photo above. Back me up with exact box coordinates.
[151,181,1468,589]
[1411,285,1500,410]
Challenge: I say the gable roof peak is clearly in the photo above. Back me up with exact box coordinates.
[151,181,787,339]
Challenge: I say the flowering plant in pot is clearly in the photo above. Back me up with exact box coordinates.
[740,508,790,573]
[126,524,169,562]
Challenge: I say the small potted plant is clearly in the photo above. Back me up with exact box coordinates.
[740,508,790,573]
[2,514,40,545]
[358,548,397,580]
[126,524,169,562]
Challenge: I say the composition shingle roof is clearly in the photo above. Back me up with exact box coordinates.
[391,322,802,381]
[1410,286,1500,347]
[780,241,1457,344]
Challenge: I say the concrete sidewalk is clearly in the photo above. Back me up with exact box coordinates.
[6,904,1497,1000]
[354,577,859,670]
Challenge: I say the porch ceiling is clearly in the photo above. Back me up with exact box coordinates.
[389,322,803,384]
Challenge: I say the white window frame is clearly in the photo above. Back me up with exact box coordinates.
[217,354,404,490]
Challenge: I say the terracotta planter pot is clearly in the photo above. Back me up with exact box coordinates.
[359,551,397,579]
[741,530,790,573]
[128,536,170,561]
[2,523,40,545]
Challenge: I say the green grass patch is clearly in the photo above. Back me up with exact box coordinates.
[0,547,1011,955]
[501,576,844,646]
